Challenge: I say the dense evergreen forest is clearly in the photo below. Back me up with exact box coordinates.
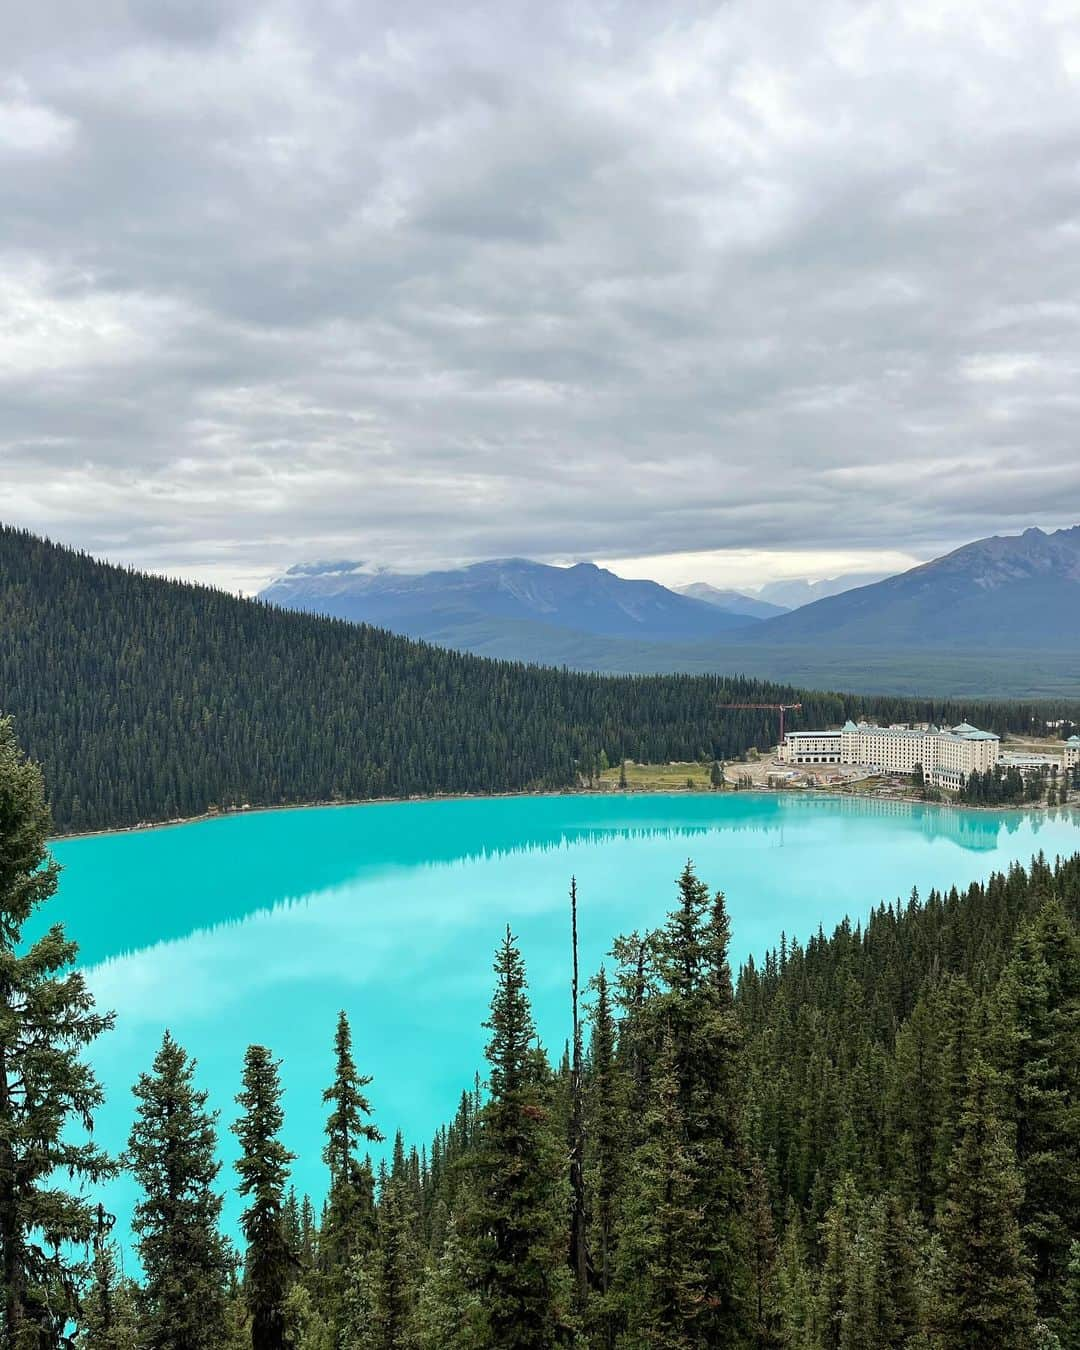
[2,720,1078,1348]
[3,525,1080,834]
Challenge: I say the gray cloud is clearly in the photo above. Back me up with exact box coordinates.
[3,0,1080,589]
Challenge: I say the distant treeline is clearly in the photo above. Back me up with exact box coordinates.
[3,524,1079,833]
[2,718,1078,1348]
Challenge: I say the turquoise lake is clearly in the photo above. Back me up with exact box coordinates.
[40,792,1080,1247]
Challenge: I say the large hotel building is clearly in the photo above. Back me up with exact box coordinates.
[778,720,1001,790]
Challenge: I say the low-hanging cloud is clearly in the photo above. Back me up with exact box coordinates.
[3,0,1080,590]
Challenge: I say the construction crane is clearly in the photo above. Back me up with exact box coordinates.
[718,702,803,747]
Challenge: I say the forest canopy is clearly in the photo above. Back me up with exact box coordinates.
[3,525,1078,833]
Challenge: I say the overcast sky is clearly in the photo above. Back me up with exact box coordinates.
[4,0,1080,593]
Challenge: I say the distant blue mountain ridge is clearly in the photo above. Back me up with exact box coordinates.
[259,526,1080,672]
[260,557,763,642]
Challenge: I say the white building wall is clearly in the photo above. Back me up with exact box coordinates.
[782,721,1000,788]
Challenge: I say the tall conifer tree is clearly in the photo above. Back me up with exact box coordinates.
[614,1032,705,1350]
[995,900,1080,1332]
[586,964,624,1318]
[233,1045,296,1350]
[937,1058,1036,1348]
[465,927,564,1349]
[0,718,116,1345]
[128,1032,230,1350]
[650,863,751,1345]
[80,1240,139,1350]
[320,1009,381,1325]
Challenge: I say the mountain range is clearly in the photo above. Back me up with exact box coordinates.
[754,572,892,609]
[260,558,762,643]
[673,583,789,620]
[259,525,1080,693]
[748,525,1080,648]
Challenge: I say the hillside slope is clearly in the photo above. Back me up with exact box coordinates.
[749,526,1080,648]
[0,526,851,832]
[260,557,759,641]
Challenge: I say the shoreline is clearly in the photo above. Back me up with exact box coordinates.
[48,780,1077,844]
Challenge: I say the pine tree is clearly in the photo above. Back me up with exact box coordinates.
[994,900,1080,1331]
[233,1045,297,1350]
[568,878,588,1316]
[937,1057,1037,1348]
[464,927,564,1349]
[0,717,117,1346]
[873,1194,922,1347]
[586,964,625,1322]
[775,1214,817,1350]
[369,1169,419,1350]
[614,1032,706,1350]
[80,1239,139,1350]
[817,1176,859,1350]
[128,1031,231,1350]
[649,863,751,1345]
[746,1159,781,1347]
[1060,1240,1080,1350]
[417,1214,484,1350]
[319,1010,382,1328]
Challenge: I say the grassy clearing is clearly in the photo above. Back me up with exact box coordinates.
[597,760,724,792]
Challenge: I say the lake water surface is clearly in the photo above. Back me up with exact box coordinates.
[42,793,1080,1246]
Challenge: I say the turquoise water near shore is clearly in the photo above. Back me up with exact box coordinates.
[39,793,1080,1247]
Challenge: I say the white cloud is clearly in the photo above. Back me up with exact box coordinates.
[3,0,1080,589]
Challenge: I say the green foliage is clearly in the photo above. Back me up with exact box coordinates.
[0,717,116,1346]
[6,720,1080,1348]
[993,900,1080,1335]
[462,929,567,1348]
[233,1046,297,1350]
[79,1242,139,1350]
[319,1012,381,1338]
[416,1214,484,1350]
[613,1032,706,1349]
[626,863,751,1345]
[128,1032,231,1350]
[937,1058,1037,1347]
[3,526,1076,833]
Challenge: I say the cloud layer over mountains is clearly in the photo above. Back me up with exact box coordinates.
[4,1,1080,589]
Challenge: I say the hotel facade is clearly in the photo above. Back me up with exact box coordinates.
[779,720,1000,790]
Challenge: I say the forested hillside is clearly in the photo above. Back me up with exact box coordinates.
[3,525,1079,833]
[2,721,1077,1347]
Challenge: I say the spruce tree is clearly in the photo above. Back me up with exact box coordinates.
[369,1170,419,1350]
[417,1214,483,1350]
[816,1175,859,1350]
[0,717,117,1345]
[233,1045,296,1350]
[80,1240,139,1350]
[319,1010,381,1326]
[746,1159,781,1347]
[464,927,564,1349]
[649,863,751,1345]
[995,900,1080,1331]
[937,1057,1037,1348]
[775,1214,818,1350]
[567,879,588,1316]
[586,964,625,1332]
[613,1032,705,1350]
[1060,1241,1080,1350]
[128,1031,231,1350]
